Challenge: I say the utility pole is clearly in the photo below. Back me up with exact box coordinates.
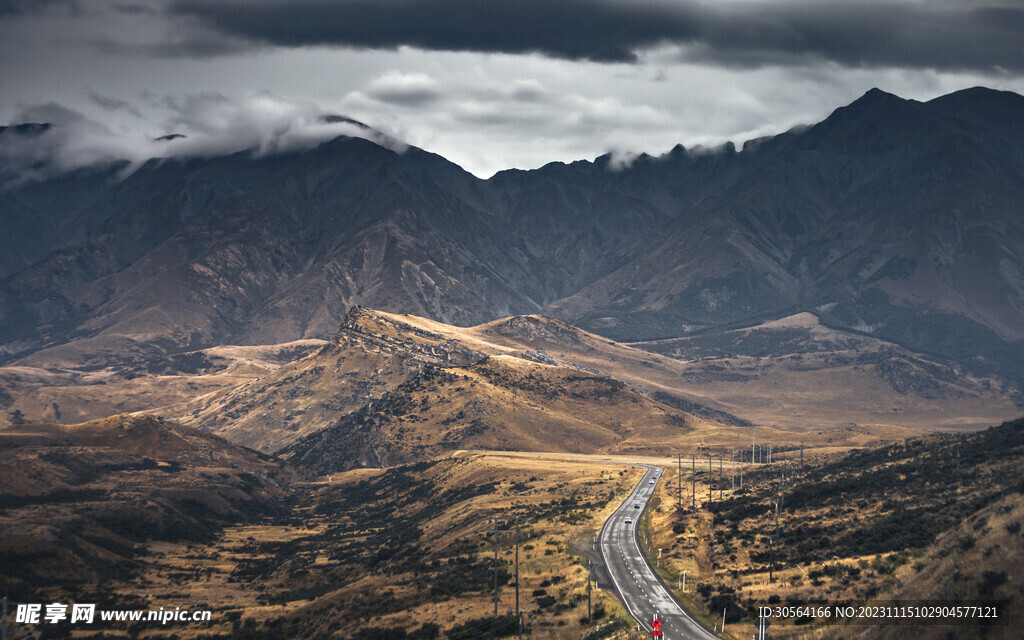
[708,454,712,505]
[769,500,780,583]
[677,453,682,511]
[691,453,695,510]
[768,504,774,583]
[515,518,521,640]
[731,451,735,490]
[719,455,723,501]
[801,443,804,470]
[780,465,786,508]
[775,499,780,562]
[493,519,500,616]
[752,426,756,469]
[492,518,522,631]
[587,557,592,622]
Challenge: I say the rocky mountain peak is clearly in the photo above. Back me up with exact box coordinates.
[484,315,584,346]
[331,307,484,368]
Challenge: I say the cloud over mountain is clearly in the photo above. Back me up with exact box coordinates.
[0,93,404,183]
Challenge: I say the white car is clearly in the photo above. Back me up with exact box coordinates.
[624,517,633,524]
[649,479,655,484]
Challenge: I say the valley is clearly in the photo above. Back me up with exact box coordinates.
[1,419,648,639]
[4,412,1021,639]
[2,84,1024,640]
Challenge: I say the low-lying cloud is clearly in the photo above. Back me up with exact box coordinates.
[366,71,442,107]
[0,93,405,185]
[164,0,1024,73]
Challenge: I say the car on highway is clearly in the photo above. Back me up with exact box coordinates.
[624,517,632,524]
[649,479,655,484]
[634,503,641,508]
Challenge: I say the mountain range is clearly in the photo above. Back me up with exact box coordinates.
[2,86,1023,384]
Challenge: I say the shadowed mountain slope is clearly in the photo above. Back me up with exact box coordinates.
[0,414,289,599]
[1,87,1023,383]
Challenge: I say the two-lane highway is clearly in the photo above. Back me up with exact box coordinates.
[599,465,719,640]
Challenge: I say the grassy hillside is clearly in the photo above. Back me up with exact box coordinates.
[0,415,288,604]
[6,309,1018,460]
[3,450,645,639]
[0,340,324,428]
[630,312,1023,433]
[212,454,637,640]
[641,417,1024,638]
[277,355,716,473]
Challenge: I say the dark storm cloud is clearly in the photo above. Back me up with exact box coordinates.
[112,2,157,14]
[168,0,697,63]
[165,0,1024,72]
[88,33,254,58]
[0,0,79,15]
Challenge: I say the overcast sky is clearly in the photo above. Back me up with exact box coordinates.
[2,0,1024,178]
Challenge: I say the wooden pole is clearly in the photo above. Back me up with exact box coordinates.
[493,520,499,616]
[719,455,723,501]
[515,518,521,640]
[691,453,695,510]
[708,454,712,505]
[587,557,592,621]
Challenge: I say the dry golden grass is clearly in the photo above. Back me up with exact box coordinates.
[279,348,932,476]
[638,420,1024,640]
[73,452,646,639]
[395,310,1020,434]
[0,340,324,429]
[629,312,1022,434]
[4,308,1015,459]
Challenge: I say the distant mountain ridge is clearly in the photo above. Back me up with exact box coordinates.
[2,87,1023,382]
